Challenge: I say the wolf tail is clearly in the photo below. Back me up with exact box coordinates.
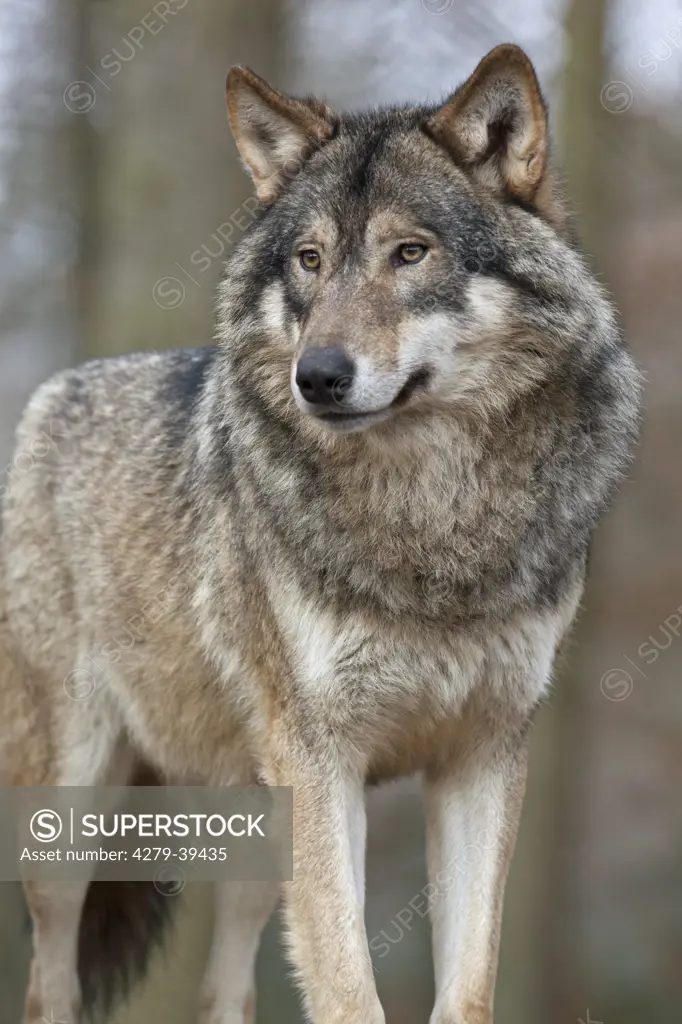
[78,875,178,1015]
[77,758,180,1016]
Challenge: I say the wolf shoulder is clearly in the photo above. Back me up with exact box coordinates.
[7,346,217,478]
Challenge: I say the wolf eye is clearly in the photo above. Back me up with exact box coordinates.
[300,249,321,271]
[396,243,427,265]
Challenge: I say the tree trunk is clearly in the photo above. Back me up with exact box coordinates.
[540,1,610,1017]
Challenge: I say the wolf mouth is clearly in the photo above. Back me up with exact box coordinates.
[316,368,431,423]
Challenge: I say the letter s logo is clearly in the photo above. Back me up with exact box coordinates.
[29,809,63,843]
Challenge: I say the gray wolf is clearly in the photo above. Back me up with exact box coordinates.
[0,43,641,1024]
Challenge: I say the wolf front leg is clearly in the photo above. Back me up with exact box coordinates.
[267,742,384,1024]
[424,712,529,1024]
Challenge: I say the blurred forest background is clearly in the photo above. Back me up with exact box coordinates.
[1,0,681,1021]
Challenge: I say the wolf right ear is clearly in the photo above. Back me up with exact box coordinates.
[226,67,335,204]
[426,45,563,225]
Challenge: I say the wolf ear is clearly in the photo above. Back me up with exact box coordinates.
[426,44,552,210]
[226,67,335,204]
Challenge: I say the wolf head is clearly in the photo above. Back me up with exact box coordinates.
[220,46,606,438]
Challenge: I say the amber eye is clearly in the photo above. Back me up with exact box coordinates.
[300,249,321,271]
[397,243,427,265]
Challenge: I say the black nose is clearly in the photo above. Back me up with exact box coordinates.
[295,347,355,407]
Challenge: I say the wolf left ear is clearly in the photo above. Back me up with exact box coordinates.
[426,44,554,214]
[226,67,335,204]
